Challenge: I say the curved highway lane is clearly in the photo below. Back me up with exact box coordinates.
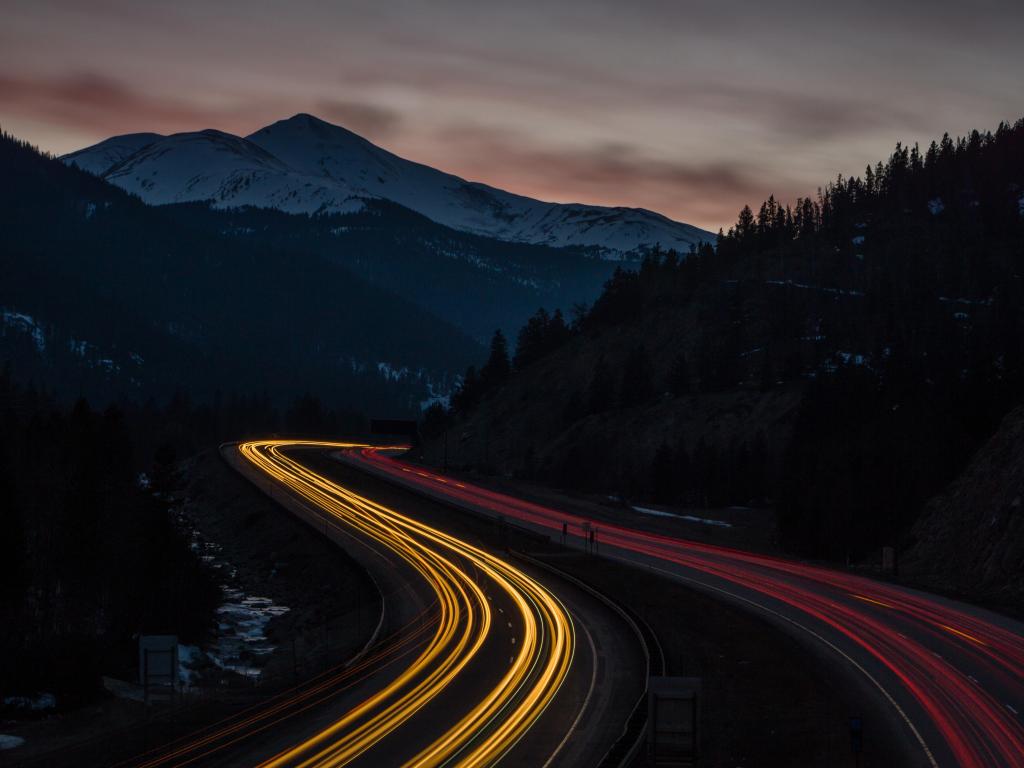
[236,441,574,768]
[344,447,1024,768]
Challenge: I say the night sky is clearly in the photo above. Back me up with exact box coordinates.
[3,0,1021,230]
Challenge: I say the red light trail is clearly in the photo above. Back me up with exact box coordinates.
[347,447,1024,768]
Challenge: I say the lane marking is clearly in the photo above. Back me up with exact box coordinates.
[541,613,598,768]
[612,555,940,768]
[850,593,896,609]
[939,624,987,646]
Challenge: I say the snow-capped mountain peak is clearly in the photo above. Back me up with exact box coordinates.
[63,132,163,176]
[63,115,712,257]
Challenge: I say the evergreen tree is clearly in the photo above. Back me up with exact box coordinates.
[667,351,691,396]
[420,402,449,440]
[588,357,615,414]
[480,330,511,390]
[651,442,676,503]
[619,345,656,407]
[674,441,692,504]
[736,205,755,241]
[515,309,551,370]
[451,365,481,413]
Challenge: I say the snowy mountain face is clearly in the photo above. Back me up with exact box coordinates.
[62,132,162,176]
[62,114,711,258]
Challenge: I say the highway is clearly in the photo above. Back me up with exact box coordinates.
[343,447,1024,768]
[226,440,576,768]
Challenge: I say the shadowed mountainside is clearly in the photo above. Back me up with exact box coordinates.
[905,405,1024,609]
[426,118,1024,573]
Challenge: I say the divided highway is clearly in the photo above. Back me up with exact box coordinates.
[233,440,575,768]
[343,447,1024,768]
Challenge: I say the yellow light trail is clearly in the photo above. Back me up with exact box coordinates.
[238,440,574,768]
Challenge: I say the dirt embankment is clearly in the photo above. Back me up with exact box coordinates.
[422,294,803,494]
[179,448,381,679]
[904,406,1024,612]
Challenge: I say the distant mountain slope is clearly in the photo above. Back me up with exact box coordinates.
[63,113,711,258]
[179,198,624,343]
[1,132,479,412]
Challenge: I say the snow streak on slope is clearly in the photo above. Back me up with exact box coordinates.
[62,133,163,176]
[63,114,711,258]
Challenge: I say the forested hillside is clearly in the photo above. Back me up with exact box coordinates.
[904,404,1024,606]
[0,132,478,414]
[428,119,1024,570]
[0,370,219,707]
[169,198,625,344]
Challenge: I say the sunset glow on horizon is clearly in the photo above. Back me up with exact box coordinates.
[3,0,1021,231]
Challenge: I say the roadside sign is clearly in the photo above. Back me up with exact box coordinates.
[648,676,700,765]
[139,635,178,702]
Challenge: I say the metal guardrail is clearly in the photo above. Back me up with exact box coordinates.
[512,551,663,768]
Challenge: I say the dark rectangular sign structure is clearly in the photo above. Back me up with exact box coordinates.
[648,676,701,766]
[139,634,178,701]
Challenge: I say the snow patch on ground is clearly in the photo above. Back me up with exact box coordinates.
[3,693,56,712]
[178,644,201,687]
[210,592,290,678]
[632,505,733,528]
[420,378,452,411]
[2,309,46,352]
[377,361,410,382]
[766,280,864,297]
[938,296,993,306]
[175,509,289,681]
[836,351,869,366]
[851,235,865,246]
[928,197,945,215]
[0,735,26,751]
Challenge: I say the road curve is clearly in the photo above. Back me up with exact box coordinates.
[236,440,575,768]
[343,447,1024,768]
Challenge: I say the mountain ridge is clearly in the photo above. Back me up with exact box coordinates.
[62,113,712,259]
[2,131,479,413]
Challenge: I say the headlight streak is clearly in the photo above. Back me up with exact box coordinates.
[125,610,439,768]
[351,447,1024,768]
[238,441,574,768]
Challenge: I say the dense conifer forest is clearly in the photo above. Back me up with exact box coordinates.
[435,118,1024,561]
[0,361,374,706]
[0,131,480,413]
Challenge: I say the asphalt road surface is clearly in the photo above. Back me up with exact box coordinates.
[342,446,1024,768]
[149,440,644,768]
